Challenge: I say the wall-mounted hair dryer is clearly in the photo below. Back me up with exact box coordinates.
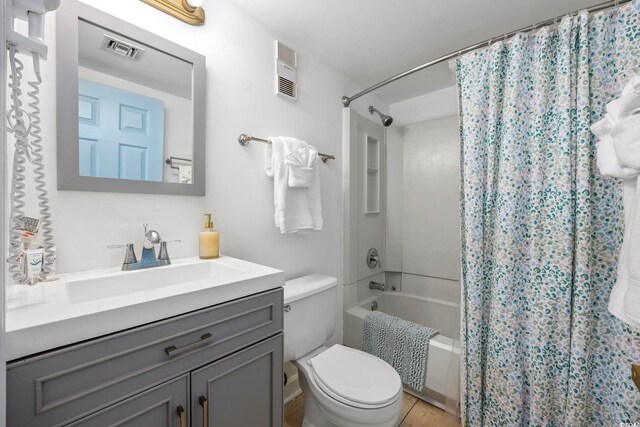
[7,0,60,59]
[5,0,59,285]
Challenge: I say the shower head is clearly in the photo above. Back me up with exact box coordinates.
[369,106,393,127]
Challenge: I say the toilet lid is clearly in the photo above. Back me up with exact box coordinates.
[308,345,401,408]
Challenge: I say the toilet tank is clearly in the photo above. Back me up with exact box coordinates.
[283,274,337,363]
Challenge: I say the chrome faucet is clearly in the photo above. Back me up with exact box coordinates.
[109,224,180,271]
[369,281,386,291]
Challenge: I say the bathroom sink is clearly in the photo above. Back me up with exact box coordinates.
[6,255,284,360]
[66,258,247,304]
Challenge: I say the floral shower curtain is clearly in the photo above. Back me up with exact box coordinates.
[456,2,640,426]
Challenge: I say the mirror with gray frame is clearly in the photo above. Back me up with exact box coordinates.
[56,0,205,195]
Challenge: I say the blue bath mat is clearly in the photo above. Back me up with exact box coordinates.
[362,311,438,391]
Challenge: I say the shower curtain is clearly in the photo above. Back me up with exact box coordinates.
[456,2,640,426]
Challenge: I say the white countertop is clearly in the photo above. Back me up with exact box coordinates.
[6,256,284,361]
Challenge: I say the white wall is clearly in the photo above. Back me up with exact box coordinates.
[385,101,461,304]
[402,115,460,282]
[4,0,388,350]
[390,86,458,127]
[7,5,205,274]
[8,0,387,275]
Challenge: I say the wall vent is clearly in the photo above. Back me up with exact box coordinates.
[102,35,145,60]
[275,41,297,101]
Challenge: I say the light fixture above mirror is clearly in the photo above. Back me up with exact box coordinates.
[140,0,205,26]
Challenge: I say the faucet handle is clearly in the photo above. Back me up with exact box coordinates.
[366,248,380,269]
[158,240,181,263]
[144,229,162,249]
[108,243,138,265]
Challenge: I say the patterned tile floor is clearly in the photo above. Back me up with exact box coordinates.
[284,392,461,427]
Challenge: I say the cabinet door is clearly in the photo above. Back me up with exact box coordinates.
[191,334,283,427]
[67,375,189,427]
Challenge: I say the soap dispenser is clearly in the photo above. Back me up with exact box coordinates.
[199,213,219,259]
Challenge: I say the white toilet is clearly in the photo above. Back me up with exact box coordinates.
[284,275,403,427]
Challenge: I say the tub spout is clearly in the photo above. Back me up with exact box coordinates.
[369,281,386,291]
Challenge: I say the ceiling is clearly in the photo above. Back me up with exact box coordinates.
[226,0,603,104]
[79,19,192,99]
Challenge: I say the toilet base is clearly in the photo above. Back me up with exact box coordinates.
[301,383,337,427]
[294,346,403,427]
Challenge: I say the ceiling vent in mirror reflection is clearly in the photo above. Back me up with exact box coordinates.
[276,41,297,101]
[102,34,145,60]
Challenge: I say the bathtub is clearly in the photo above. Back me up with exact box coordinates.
[344,292,460,409]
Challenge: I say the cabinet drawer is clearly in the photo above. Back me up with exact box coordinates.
[66,374,189,427]
[8,288,282,427]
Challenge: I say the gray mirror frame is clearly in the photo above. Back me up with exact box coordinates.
[56,0,206,196]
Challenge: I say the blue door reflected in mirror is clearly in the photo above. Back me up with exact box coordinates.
[78,79,164,181]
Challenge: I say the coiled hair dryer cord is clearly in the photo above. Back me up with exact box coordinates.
[6,44,55,285]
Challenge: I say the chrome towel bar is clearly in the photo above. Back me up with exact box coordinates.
[165,156,192,170]
[238,134,336,163]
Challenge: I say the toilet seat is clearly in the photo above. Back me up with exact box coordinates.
[307,345,402,410]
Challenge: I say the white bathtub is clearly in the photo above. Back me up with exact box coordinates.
[344,292,460,407]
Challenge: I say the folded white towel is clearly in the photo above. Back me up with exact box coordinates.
[178,165,192,183]
[596,136,639,179]
[285,146,319,188]
[612,114,640,170]
[265,144,274,178]
[608,179,640,328]
[623,179,640,326]
[265,137,322,233]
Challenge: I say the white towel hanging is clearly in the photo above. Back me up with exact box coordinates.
[591,75,640,328]
[265,137,323,233]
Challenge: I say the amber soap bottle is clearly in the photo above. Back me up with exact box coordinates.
[199,213,219,259]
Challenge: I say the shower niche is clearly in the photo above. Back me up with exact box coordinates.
[365,135,380,214]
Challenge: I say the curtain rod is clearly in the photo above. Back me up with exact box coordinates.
[341,0,631,107]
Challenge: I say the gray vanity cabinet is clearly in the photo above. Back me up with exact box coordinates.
[191,334,283,427]
[7,288,283,427]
